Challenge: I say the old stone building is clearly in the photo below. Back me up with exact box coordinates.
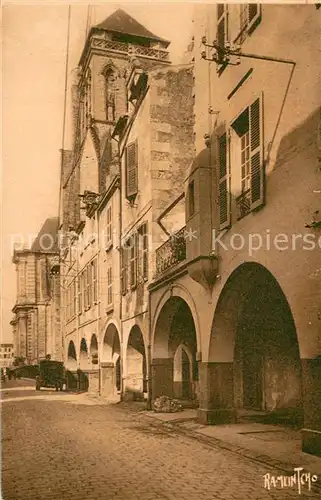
[11,217,61,363]
[0,343,14,369]
[60,9,193,395]
[59,4,320,457]
[148,3,321,457]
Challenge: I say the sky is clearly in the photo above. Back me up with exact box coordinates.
[1,1,194,342]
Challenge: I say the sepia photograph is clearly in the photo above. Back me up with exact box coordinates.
[1,1,321,498]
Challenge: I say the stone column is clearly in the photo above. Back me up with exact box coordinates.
[123,348,144,401]
[151,358,174,400]
[100,362,116,399]
[301,356,321,457]
[87,369,100,394]
[197,362,236,425]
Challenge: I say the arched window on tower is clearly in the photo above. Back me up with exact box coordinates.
[104,68,116,123]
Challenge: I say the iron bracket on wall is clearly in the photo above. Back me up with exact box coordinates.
[200,37,296,68]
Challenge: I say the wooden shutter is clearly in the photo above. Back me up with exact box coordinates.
[93,260,97,303]
[121,246,128,295]
[78,274,82,314]
[218,132,231,230]
[247,4,261,34]
[88,264,92,307]
[107,266,112,305]
[250,94,264,211]
[142,223,148,280]
[134,232,140,284]
[129,234,138,288]
[216,4,228,65]
[126,141,138,199]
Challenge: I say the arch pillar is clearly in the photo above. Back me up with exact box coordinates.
[151,358,174,400]
[197,362,236,424]
[124,325,147,401]
[100,322,121,400]
[301,356,321,457]
[87,334,99,394]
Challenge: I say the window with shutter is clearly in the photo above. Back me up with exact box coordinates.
[92,259,97,303]
[129,233,138,288]
[138,223,148,281]
[87,264,92,307]
[107,266,113,305]
[126,141,138,199]
[78,274,82,314]
[106,205,112,249]
[121,242,129,295]
[216,4,229,68]
[73,280,76,317]
[231,94,264,219]
[250,95,264,210]
[247,4,261,34]
[218,133,231,230]
[238,4,261,42]
[81,270,85,311]
[84,268,89,310]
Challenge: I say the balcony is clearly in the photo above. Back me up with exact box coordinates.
[156,226,186,276]
[236,189,251,220]
[91,37,170,62]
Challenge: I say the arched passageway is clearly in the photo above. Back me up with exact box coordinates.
[90,334,98,366]
[100,324,121,399]
[78,338,90,391]
[79,338,90,370]
[125,325,147,401]
[87,334,99,393]
[66,340,77,371]
[206,262,303,426]
[65,341,78,390]
[153,297,198,404]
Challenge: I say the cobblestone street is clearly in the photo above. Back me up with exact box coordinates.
[1,381,320,500]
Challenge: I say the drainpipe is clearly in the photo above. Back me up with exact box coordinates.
[118,143,124,399]
[112,136,123,397]
[96,208,101,395]
[147,288,152,410]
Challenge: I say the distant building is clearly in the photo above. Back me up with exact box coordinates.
[0,343,14,369]
[11,217,62,364]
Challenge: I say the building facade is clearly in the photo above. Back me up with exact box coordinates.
[60,9,193,396]
[148,3,321,457]
[11,218,62,363]
[59,5,320,457]
[0,344,14,369]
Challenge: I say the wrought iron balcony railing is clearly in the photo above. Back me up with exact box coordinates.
[236,189,251,220]
[91,37,170,62]
[156,226,186,276]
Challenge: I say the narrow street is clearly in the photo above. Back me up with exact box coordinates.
[1,380,319,500]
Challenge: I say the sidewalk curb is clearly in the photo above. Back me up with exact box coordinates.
[141,412,321,495]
